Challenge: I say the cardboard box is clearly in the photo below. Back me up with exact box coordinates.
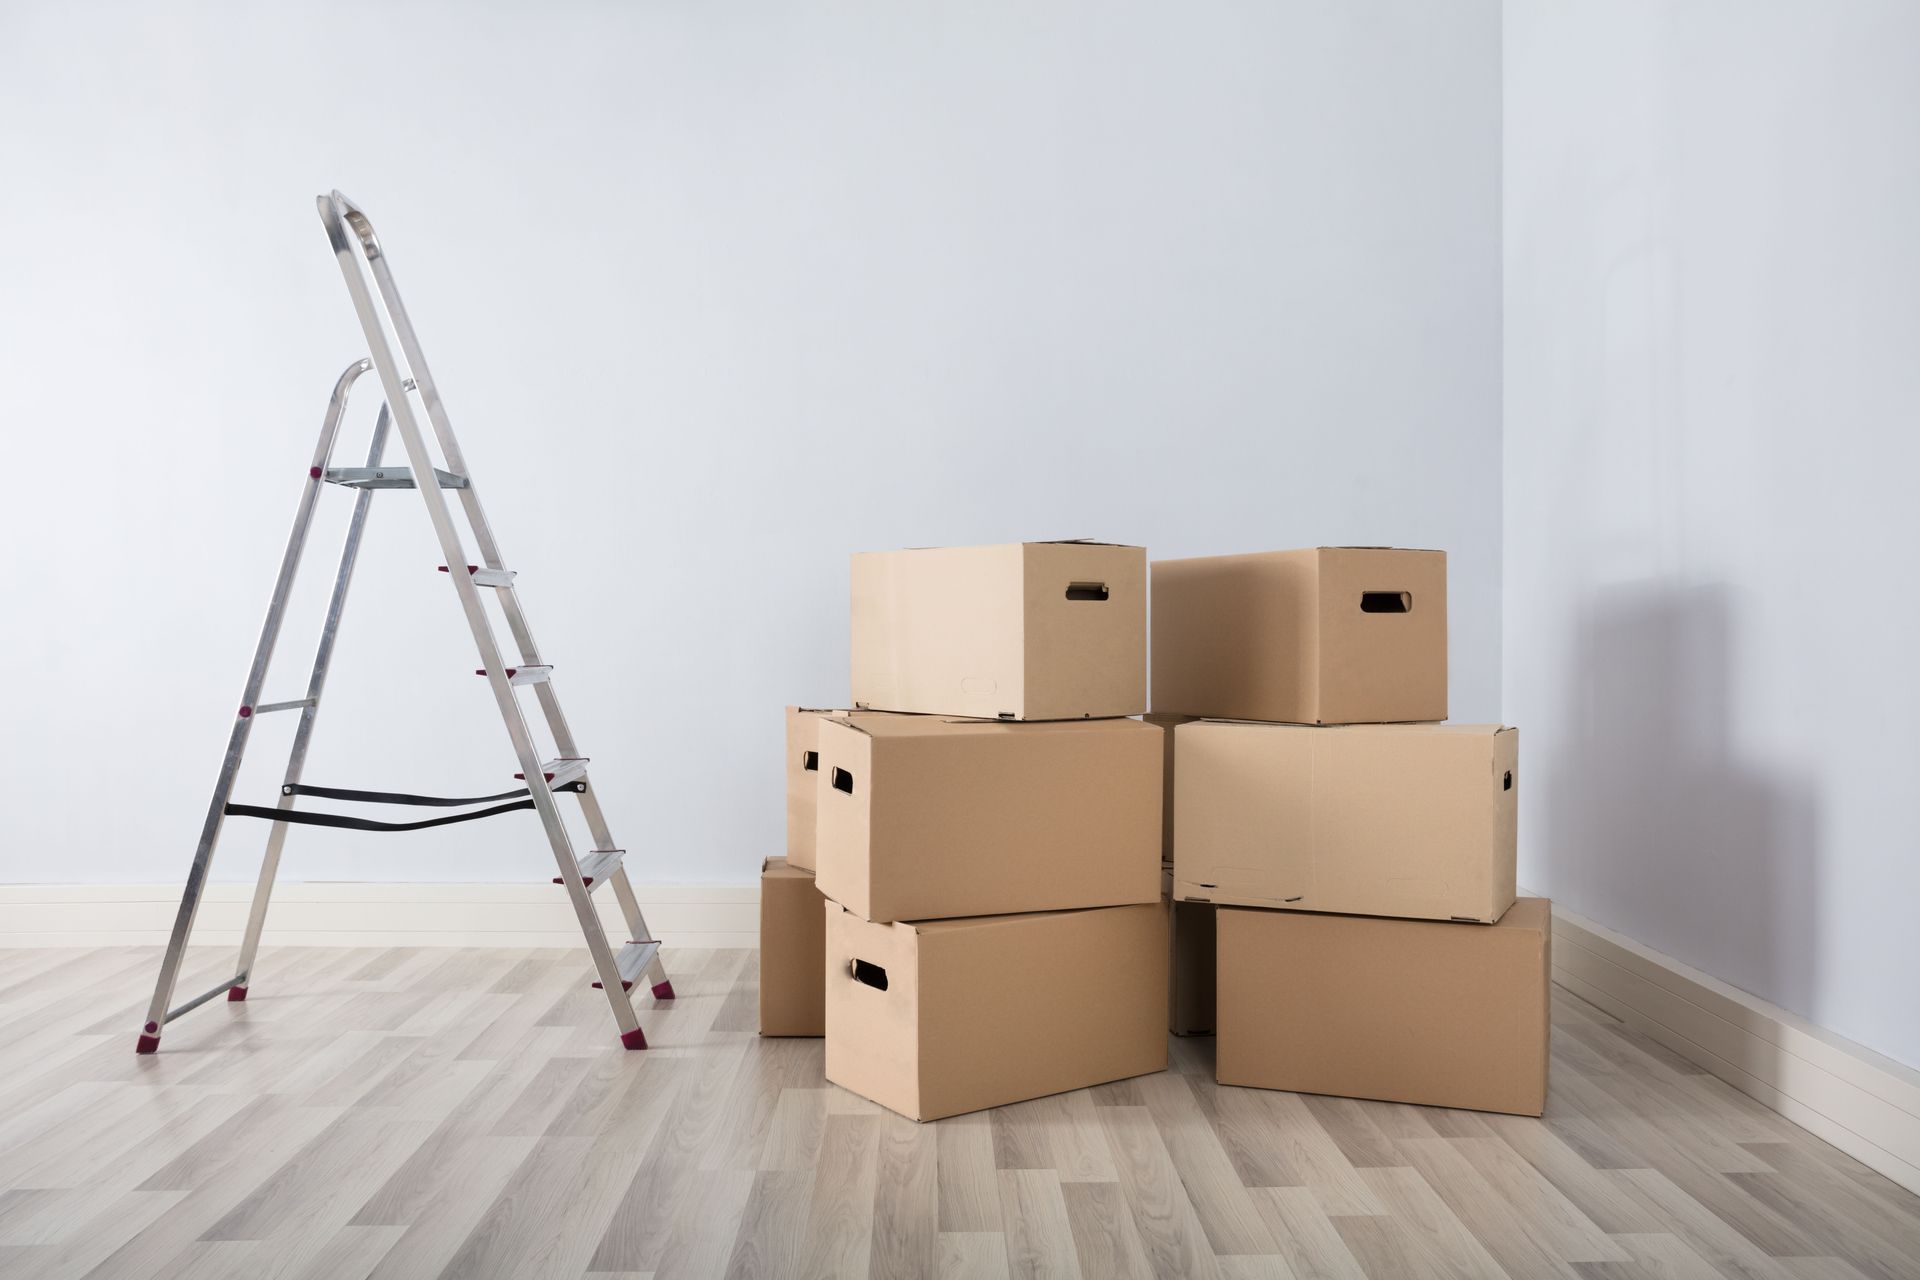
[1152,547,1446,724]
[825,901,1167,1120]
[1165,865,1216,1036]
[786,707,914,870]
[1144,713,1197,860]
[815,713,1161,922]
[760,857,826,1036]
[851,541,1146,720]
[785,707,834,871]
[1217,899,1551,1115]
[1173,720,1517,924]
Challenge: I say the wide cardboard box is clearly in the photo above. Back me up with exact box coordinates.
[1173,720,1517,924]
[816,713,1161,922]
[1144,713,1197,860]
[760,857,826,1037]
[825,901,1167,1120]
[1217,899,1551,1115]
[1152,547,1446,724]
[851,541,1146,720]
[1165,865,1216,1036]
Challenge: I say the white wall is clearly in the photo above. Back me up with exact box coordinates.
[1506,2,1920,1068]
[0,0,1502,888]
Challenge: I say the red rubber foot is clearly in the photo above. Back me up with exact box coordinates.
[620,1026,648,1050]
[136,1034,160,1054]
[652,980,676,1000]
[227,986,248,1002]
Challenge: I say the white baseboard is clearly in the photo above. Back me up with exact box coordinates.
[0,882,758,950]
[1550,900,1920,1195]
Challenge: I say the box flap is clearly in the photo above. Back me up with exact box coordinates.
[822,713,875,738]
[1322,721,1509,738]
[873,538,1143,551]
[904,903,1133,935]
[1319,545,1444,553]
[844,715,1155,742]
[762,856,813,882]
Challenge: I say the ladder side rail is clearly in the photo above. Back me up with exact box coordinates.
[325,194,564,756]
[318,196,643,1034]
[232,402,393,994]
[138,359,372,1050]
[325,192,475,480]
[326,191,669,1004]
[322,194,566,703]
[329,192,544,692]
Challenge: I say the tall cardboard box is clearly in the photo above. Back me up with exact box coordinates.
[785,707,833,871]
[760,857,826,1037]
[1165,865,1215,1036]
[851,541,1146,720]
[815,714,1161,922]
[1144,712,1197,860]
[825,901,1167,1120]
[1152,547,1446,724]
[1174,720,1517,924]
[1217,899,1551,1115]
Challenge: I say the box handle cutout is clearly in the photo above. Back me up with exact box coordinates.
[1503,770,1513,791]
[850,959,888,991]
[1361,591,1412,613]
[801,750,819,772]
[1065,582,1110,602]
[831,767,855,795]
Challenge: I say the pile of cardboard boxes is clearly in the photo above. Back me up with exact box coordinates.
[764,541,1549,1122]
[1156,548,1548,1117]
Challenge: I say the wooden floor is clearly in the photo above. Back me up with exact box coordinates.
[0,947,1915,1280]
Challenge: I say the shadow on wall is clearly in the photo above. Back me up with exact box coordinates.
[1547,580,1822,1019]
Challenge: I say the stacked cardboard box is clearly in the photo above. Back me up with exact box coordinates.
[757,707,859,1039]
[1155,547,1550,1116]
[772,541,1169,1121]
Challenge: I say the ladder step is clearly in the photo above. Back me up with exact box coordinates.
[324,466,469,490]
[592,938,661,990]
[246,697,316,715]
[439,564,517,587]
[554,848,624,891]
[476,665,553,687]
[516,757,588,788]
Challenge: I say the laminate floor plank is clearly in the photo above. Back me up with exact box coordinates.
[0,946,1904,1279]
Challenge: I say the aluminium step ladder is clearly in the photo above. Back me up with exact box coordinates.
[136,191,672,1054]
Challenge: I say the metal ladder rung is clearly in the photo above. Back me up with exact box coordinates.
[247,697,316,715]
[476,665,552,687]
[555,848,624,891]
[516,757,588,788]
[439,563,517,587]
[592,939,661,990]
[325,466,469,490]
